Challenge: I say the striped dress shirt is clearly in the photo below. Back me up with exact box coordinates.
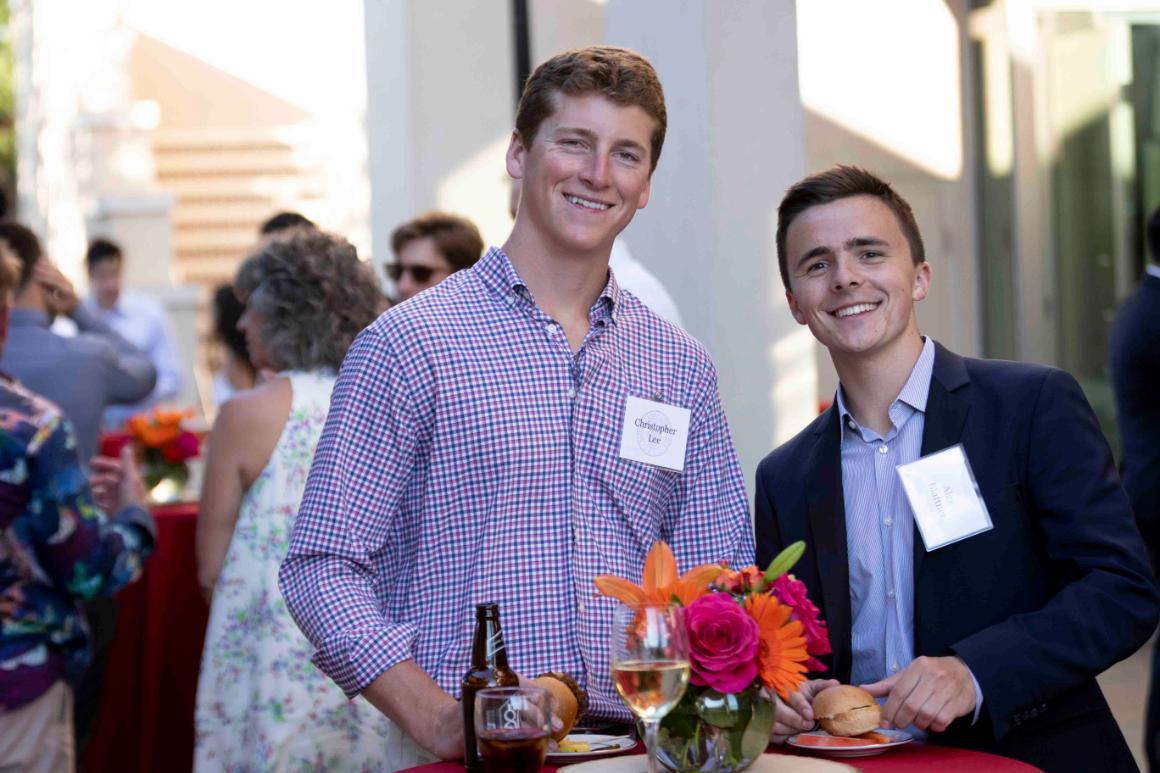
[279,247,754,721]
[837,337,980,732]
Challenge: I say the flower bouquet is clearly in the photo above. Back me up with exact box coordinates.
[102,408,201,503]
[596,542,830,772]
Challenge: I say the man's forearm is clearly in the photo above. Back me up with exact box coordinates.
[362,659,463,760]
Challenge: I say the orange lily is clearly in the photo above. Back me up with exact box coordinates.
[595,541,724,608]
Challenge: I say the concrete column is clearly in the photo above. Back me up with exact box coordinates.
[364,0,515,277]
[604,0,814,494]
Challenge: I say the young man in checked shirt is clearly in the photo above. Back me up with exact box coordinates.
[279,45,754,767]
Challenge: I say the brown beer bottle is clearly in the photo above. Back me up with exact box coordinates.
[461,603,519,771]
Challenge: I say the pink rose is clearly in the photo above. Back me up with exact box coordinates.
[684,593,758,693]
[770,574,831,670]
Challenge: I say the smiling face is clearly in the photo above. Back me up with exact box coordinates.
[784,195,931,366]
[506,92,654,261]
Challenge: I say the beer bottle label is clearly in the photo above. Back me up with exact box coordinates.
[486,630,504,660]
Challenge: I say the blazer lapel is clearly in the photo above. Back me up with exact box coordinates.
[914,344,971,596]
[805,407,853,683]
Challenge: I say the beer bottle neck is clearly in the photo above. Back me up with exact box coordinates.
[471,615,510,670]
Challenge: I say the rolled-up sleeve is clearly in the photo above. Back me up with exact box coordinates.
[278,327,425,697]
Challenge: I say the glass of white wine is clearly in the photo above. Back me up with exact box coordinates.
[610,603,690,773]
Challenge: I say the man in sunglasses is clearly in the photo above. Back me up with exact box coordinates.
[387,212,484,301]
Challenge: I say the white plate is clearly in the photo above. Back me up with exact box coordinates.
[786,728,913,758]
[547,733,637,761]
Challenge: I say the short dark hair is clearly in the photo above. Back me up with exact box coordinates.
[259,211,316,236]
[390,212,484,272]
[776,165,925,290]
[515,46,667,173]
[1147,206,1160,265]
[86,238,123,273]
[234,230,386,371]
[213,284,250,365]
[0,222,43,287]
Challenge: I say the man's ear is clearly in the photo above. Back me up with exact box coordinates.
[912,261,932,301]
[505,130,527,181]
[786,289,806,325]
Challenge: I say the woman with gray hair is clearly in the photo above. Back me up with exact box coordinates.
[194,230,389,770]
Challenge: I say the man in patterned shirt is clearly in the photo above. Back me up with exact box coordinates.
[281,45,754,767]
[0,242,155,770]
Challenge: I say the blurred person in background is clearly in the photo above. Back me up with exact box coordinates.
[387,211,483,301]
[0,239,155,773]
[0,224,156,757]
[510,177,683,326]
[83,238,183,428]
[1109,205,1160,770]
[0,224,156,465]
[193,230,389,770]
[258,210,316,240]
[210,284,257,406]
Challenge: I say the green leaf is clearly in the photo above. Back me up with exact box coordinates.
[739,692,776,761]
[762,541,805,585]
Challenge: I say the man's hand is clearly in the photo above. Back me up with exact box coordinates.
[34,260,77,316]
[771,678,839,743]
[88,446,147,514]
[861,655,975,733]
[426,697,466,760]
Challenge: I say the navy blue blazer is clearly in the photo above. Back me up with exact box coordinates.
[1110,272,1160,568]
[755,343,1158,768]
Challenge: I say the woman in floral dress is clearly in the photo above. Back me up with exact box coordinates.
[194,230,390,771]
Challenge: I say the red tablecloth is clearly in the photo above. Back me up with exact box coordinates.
[401,743,1042,772]
[84,503,208,773]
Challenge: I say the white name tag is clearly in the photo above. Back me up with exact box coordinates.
[896,444,993,551]
[618,395,691,472]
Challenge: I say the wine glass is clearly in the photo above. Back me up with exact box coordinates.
[473,686,552,772]
[610,603,690,773]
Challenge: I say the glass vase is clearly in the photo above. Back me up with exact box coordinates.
[653,685,775,772]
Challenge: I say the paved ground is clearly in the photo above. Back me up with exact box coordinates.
[1101,637,1153,771]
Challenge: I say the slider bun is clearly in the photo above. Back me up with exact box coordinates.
[811,685,882,737]
[532,672,588,741]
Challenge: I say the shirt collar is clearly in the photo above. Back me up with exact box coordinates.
[836,336,937,430]
[474,246,621,323]
[1146,264,1160,281]
[8,308,50,328]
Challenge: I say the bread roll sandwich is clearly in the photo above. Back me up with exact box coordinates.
[532,672,588,741]
[810,685,882,737]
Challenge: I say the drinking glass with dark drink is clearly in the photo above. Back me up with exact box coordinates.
[611,603,690,773]
[473,686,551,773]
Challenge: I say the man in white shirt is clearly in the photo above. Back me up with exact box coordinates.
[84,238,183,426]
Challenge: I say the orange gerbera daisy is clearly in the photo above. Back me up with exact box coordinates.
[595,542,723,608]
[745,593,810,700]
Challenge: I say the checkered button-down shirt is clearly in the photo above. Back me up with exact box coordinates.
[279,247,753,720]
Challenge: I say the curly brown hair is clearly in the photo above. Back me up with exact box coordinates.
[234,231,387,371]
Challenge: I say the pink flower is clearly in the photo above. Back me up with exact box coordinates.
[770,574,831,670]
[161,431,201,463]
[684,593,759,693]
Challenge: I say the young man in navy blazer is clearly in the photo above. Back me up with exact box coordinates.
[758,165,1158,771]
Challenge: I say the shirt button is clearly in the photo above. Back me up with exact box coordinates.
[577,601,586,613]
[547,323,559,335]
[567,387,576,398]
[884,517,893,527]
[891,662,900,673]
[505,293,516,305]
[847,420,857,430]
[887,589,896,600]
[878,445,889,454]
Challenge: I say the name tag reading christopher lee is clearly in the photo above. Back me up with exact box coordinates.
[618,395,691,472]
[896,444,994,551]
